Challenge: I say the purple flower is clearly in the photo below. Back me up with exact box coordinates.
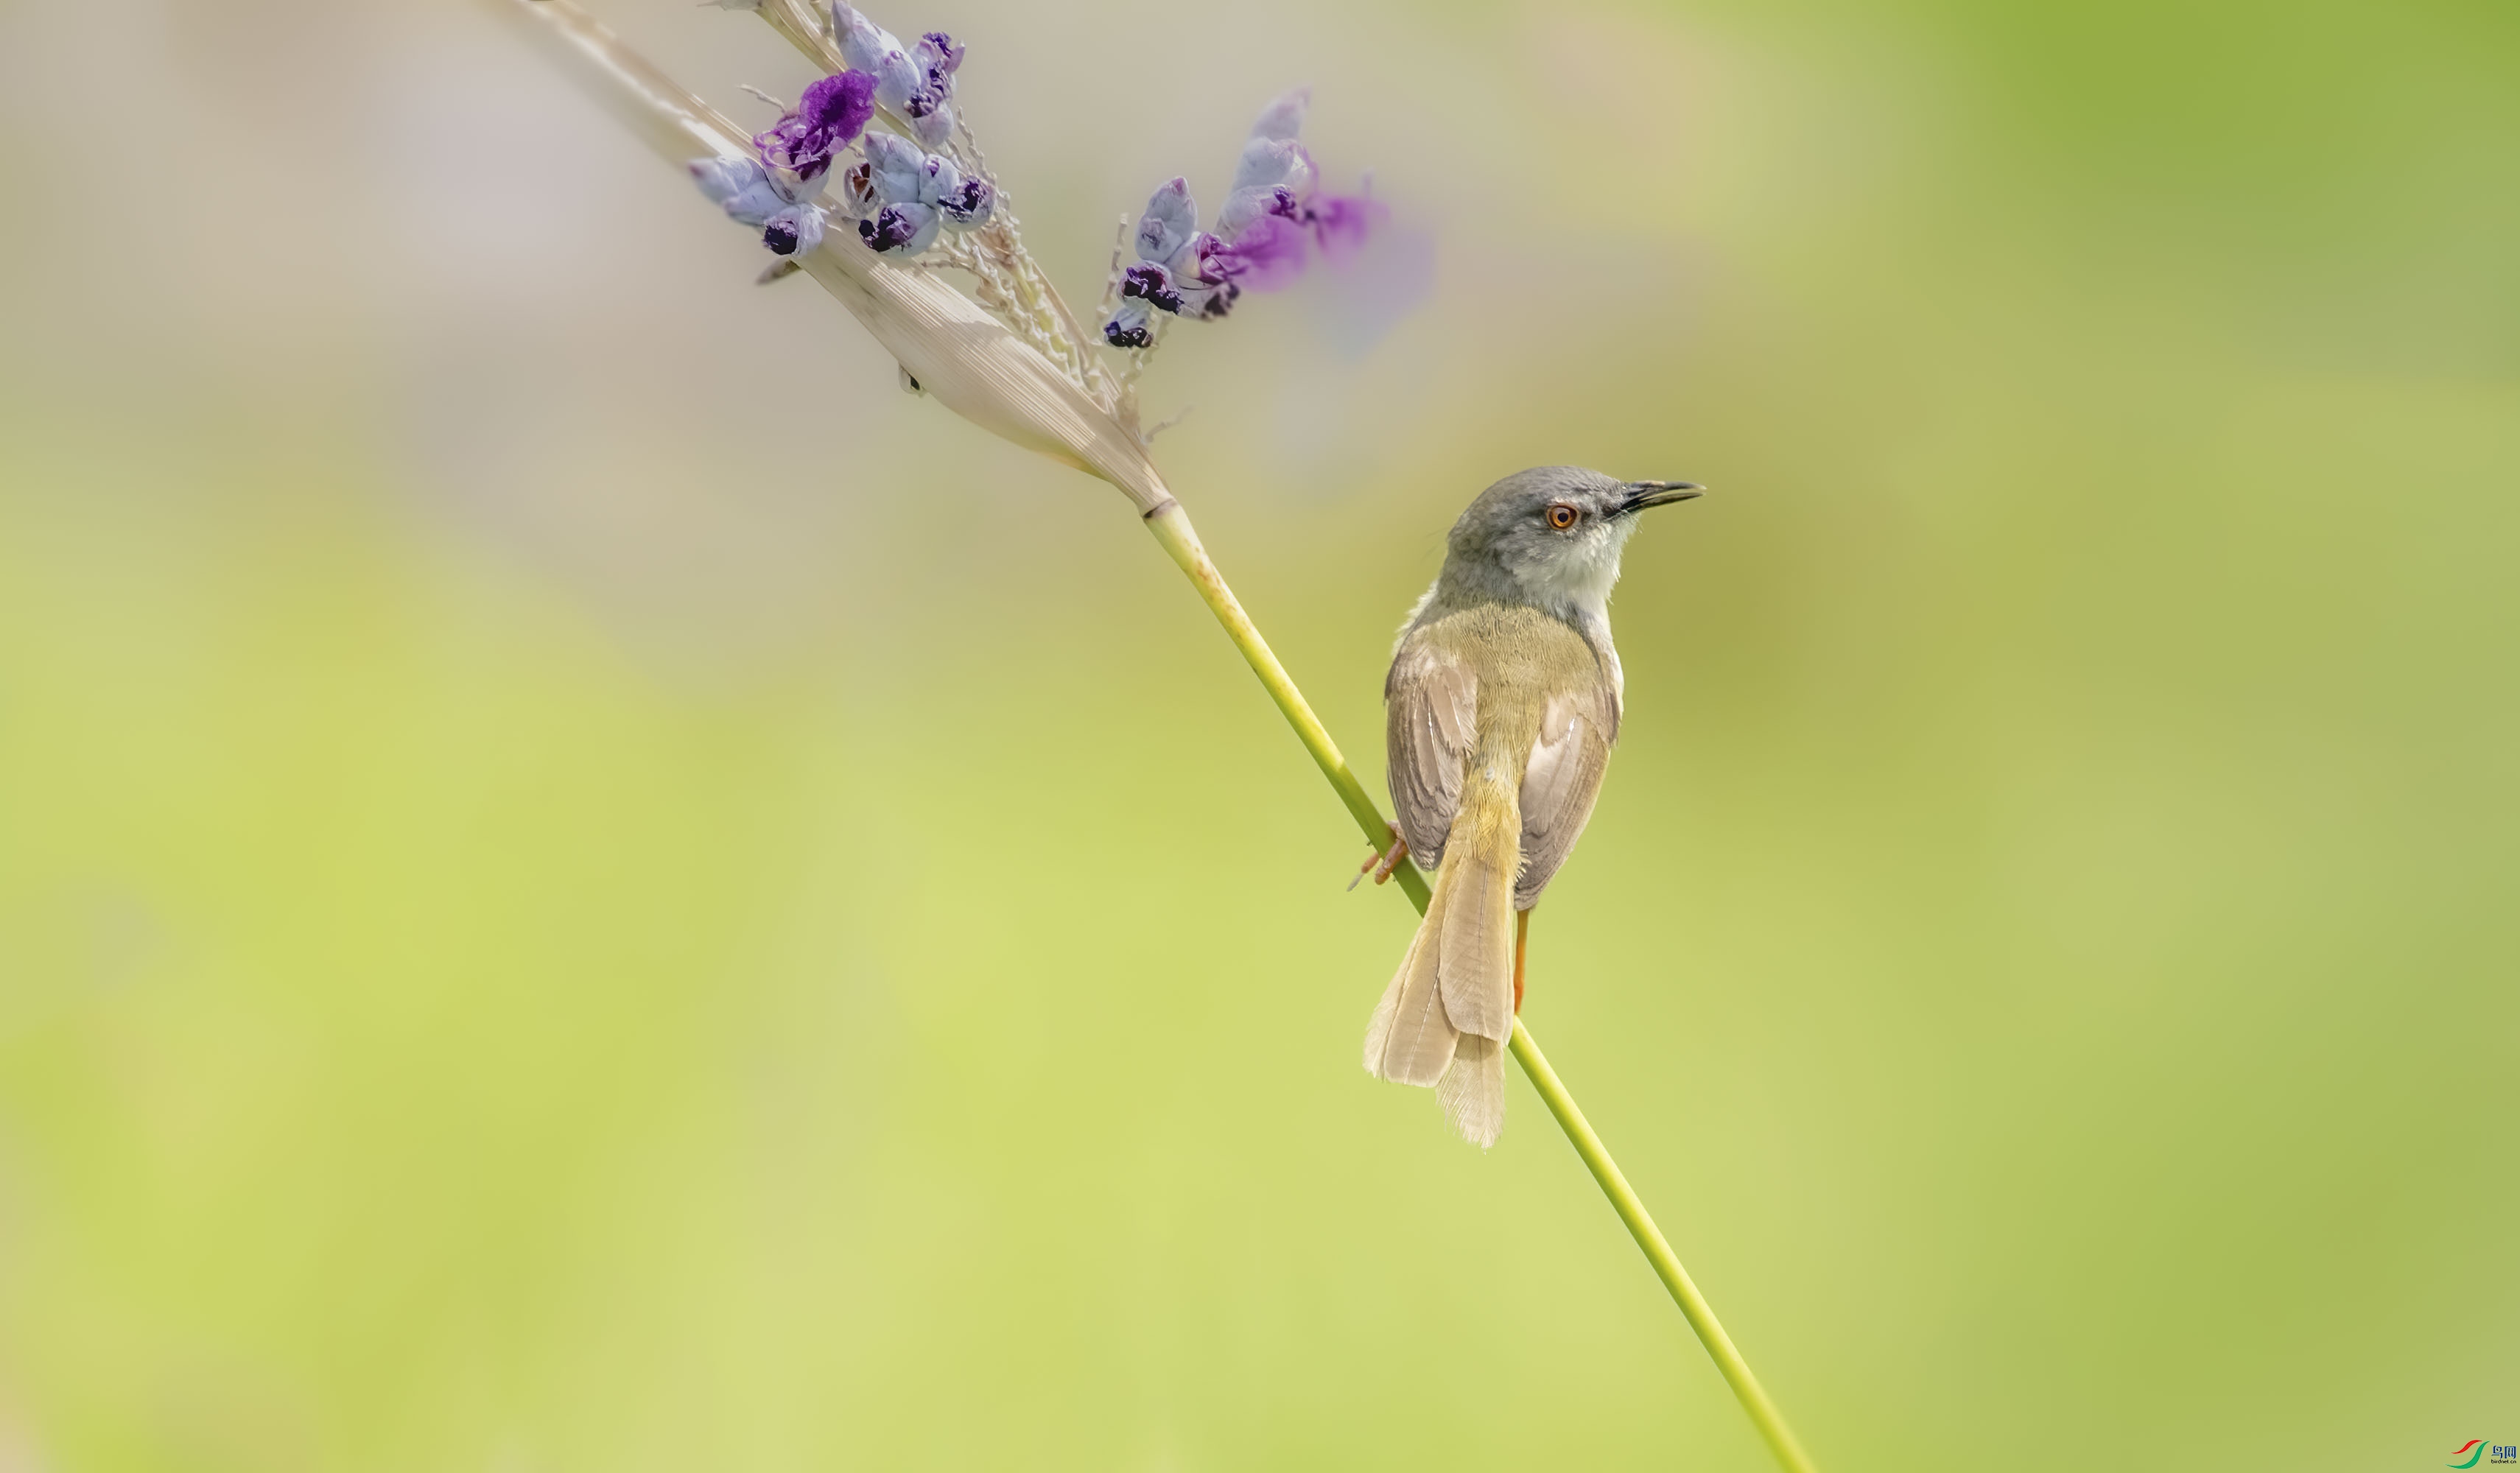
[1307,191,1386,265]
[1103,86,1386,341]
[858,201,941,256]
[832,4,960,146]
[1216,214,1308,292]
[753,70,877,180]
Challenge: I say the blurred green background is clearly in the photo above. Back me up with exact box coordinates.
[2,0,2516,1468]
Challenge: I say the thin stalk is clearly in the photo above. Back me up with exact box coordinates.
[1511,1020,1819,1473]
[1141,505,1431,910]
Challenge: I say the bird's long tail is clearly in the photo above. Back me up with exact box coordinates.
[1363,778,1518,1146]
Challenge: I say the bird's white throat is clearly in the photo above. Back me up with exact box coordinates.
[1515,516,1638,625]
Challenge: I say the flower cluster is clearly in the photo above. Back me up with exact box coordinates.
[690,68,875,258]
[686,4,992,264]
[832,2,962,150]
[684,0,1389,424]
[843,132,995,256]
[1103,90,1386,350]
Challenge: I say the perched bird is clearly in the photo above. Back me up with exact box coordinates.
[1362,466,1702,1145]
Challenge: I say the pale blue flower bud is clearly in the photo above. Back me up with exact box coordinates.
[1231,136,1314,197]
[1217,183,1298,239]
[862,132,929,205]
[689,155,784,223]
[832,3,923,115]
[1134,177,1198,266]
[1248,88,1308,143]
[917,154,963,208]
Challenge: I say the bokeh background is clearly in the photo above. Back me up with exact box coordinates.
[3,0,2516,1468]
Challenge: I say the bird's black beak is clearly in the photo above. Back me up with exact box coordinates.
[1619,480,1705,515]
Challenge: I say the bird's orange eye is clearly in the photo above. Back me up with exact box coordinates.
[1546,504,1580,530]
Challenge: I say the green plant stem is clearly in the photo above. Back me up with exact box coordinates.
[1510,1019,1818,1473]
[1143,502,1817,1473]
[1143,503,1431,910]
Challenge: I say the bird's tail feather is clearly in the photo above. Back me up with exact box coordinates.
[1364,782,1517,1147]
[1440,1033,1506,1147]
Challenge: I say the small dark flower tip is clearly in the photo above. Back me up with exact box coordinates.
[937,174,994,230]
[917,32,964,79]
[762,219,802,255]
[1103,317,1155,350]
[1194,281,1240,320]
[859,202,941,256]
[902,29,963,145]
[1120,261,1184,314]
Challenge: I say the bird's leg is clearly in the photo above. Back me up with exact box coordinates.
[1346,825,1411,890]
[1513,907,1531,1013]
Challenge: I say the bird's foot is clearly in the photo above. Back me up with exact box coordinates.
[1346,827,1411,890]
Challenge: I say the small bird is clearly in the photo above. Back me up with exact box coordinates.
[1362,466,1702,1145]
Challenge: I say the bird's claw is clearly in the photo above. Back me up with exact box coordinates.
[1346,827,1410,890]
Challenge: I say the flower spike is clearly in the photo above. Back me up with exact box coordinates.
[1103,88,1380,342]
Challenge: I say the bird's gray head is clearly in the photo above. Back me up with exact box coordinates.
[1439,465,1702,619]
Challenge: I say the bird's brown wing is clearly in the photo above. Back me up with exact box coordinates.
[1384,639,1478,869]
[1515,683,1615,910]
